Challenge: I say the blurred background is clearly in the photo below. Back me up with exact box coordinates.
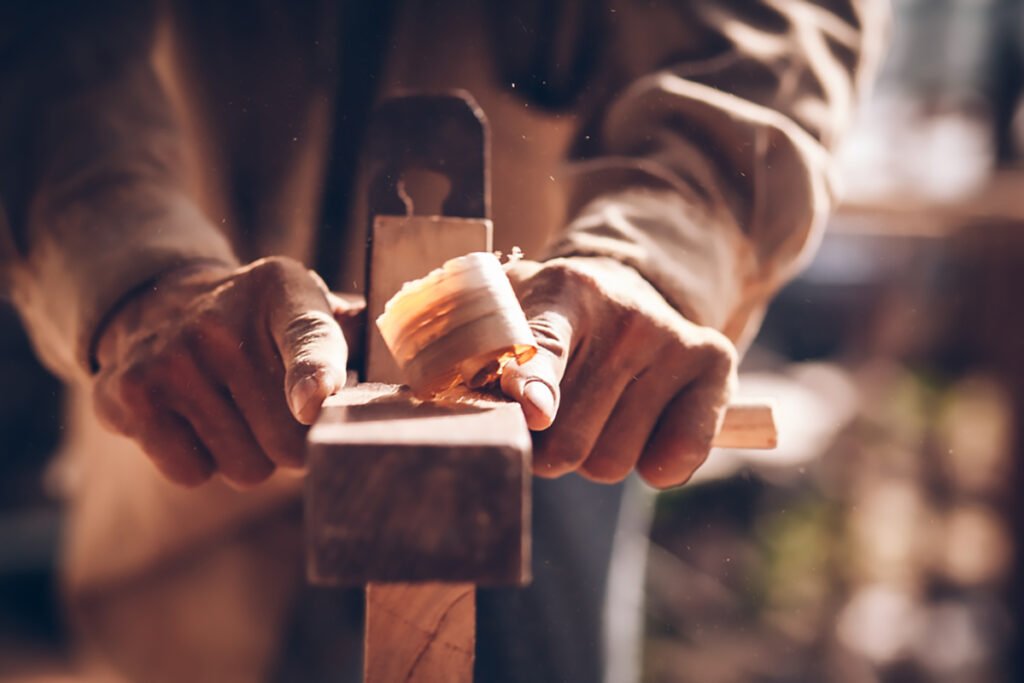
[645,0,1024,680]
[4,0,1024,681]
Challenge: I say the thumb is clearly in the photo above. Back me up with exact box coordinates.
[267,273,350,425]
[500,308,573,431]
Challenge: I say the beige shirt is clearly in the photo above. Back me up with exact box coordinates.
[0,0,887,591]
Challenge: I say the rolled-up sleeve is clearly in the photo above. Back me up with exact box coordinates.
[0,0,237,378]
[545,0,889,346]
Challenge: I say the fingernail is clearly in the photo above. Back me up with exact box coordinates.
[523,380,556,422]
[289,375,320,418]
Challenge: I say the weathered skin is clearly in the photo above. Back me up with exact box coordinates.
[92,251,735,491]
[503,256,737,488]
[92,256,362,487]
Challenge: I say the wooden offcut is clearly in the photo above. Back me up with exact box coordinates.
[713,401,778,450]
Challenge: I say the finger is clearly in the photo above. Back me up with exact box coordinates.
[95,367,216,486]
[577,370,666,483]
[164,367,276,486]
[637,365,733,488]
[579,348,713,482]
[134,412,216,487]
[277,312,349,425]
[182,395,275,487]
[264,269,349,425]
[529,357,636,478]
[225,358,308,469]
[500,308,574,430]
[501,359,559,431]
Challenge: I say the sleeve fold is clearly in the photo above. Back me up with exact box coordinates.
[546,0,889,347]
[0,1,237,378]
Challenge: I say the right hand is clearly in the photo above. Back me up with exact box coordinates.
[499,257,737,488]
[92,256,363,487]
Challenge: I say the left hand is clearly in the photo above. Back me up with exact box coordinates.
[92,257,364,488]
[501,257,737,488]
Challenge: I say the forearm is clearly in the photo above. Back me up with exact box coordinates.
[545,0,889,347]
[1,1,236,378]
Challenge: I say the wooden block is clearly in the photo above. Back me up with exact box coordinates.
[365,583,475,683]
[305,383,531,586]
[713,401,778,450]
[366,215,492,384]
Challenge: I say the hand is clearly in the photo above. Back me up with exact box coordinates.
[501,257,737,488]
[92,256,363,487]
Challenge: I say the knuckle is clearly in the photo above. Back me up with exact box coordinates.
[248,255,302,286]
[664,332,736,386]
[270,447,305,469]
[117,362,155,408]
[191,315,239,359]
[136,429,214,487]
[532,433,588,477]
[638,435,712,489]
[252,407,308,467]
[607,303,641,337]
[700,326,738,365]
[700,340,738,383]
[579,456,632,484]
[168,461,214,488]
[602,308,653,368]
[638,456,703,490]
[190,304,222,332]
[254,418,308,469]
[153,344,194,384]
[222,459,275,487]
[654,341,686,371]
[284,310,334,337]
[519,260,592,310]
[638,468,677,490]
[186,304,221,338]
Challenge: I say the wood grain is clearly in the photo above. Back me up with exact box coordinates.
[365,583,475,683]
[714,401,777,450]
